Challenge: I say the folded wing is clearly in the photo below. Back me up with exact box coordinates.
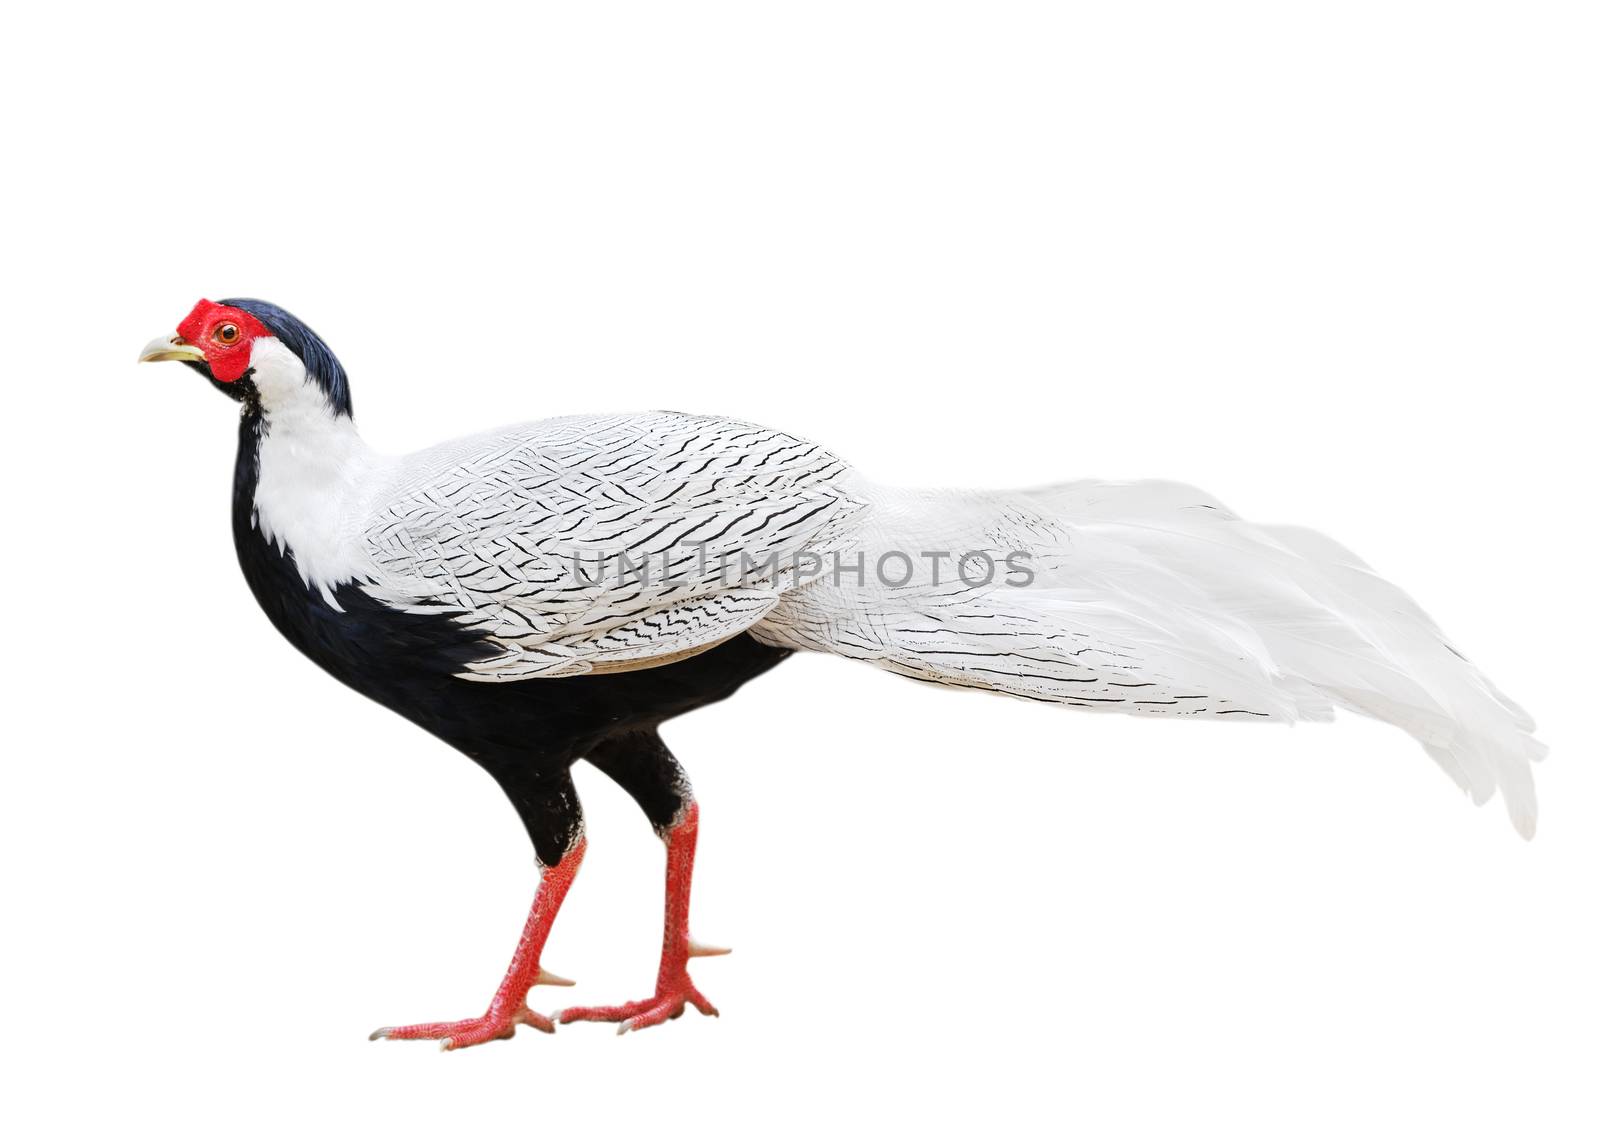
[360,412,864,679]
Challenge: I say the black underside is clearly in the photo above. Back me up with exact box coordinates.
[231,412,791,864]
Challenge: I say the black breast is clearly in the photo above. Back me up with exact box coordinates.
[229,412,792,778]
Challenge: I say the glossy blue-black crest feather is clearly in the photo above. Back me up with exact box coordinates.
[222,298,354,419]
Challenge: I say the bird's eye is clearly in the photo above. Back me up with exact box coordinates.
[214,323,241,345]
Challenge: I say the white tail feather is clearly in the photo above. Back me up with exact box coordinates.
[753,478,1543,837]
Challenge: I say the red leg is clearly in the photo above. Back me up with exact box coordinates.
[558,803,727,1033]
[370,838,585,1050]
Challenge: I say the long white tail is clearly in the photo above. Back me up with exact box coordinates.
[753,477,1545,837]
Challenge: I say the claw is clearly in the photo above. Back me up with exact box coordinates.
[369,1027,393,1041]
[511,1005,556,1034]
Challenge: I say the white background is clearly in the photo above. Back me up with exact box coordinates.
[2,3,1595,1126]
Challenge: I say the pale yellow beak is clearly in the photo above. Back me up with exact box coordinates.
[139,335,207,364]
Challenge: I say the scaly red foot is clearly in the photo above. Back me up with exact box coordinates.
[557,943,726,1033]
[559,804,729,1034]
[369,968,575,1049]
[370,1002,554,1049]
[369,842,584,1051]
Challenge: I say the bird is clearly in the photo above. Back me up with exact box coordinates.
[140,297,1545,1048]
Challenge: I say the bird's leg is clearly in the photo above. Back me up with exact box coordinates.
[559,800,727,1033]
[562,732,727,1033]
[369,840,583,1049]
[371,773,585,1050]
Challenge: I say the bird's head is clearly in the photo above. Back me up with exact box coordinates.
[140,298,352,419]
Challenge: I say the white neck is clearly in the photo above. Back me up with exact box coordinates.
[247,338,383,602]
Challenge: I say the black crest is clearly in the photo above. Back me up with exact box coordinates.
[223,297,354,419]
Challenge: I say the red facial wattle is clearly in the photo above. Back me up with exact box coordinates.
[175,299,273,383]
